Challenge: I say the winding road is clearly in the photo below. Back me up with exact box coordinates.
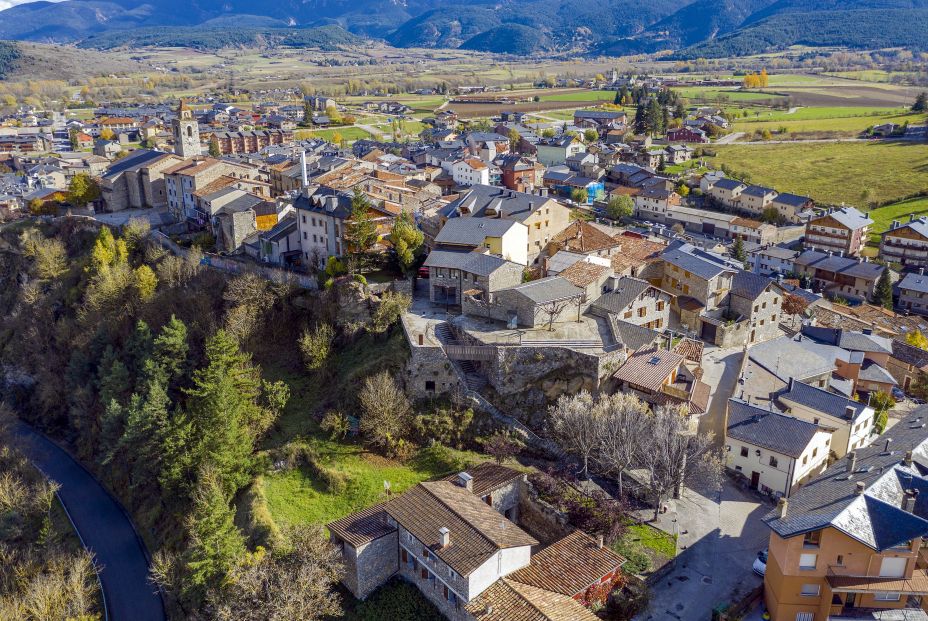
[12,420,166,621]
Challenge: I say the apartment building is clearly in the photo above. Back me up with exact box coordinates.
[761,410,928,621]
[899,269,928,317]
[804,207,873,258]
[777,379,875,457]
[164,157,265,223]
[880,216,928,270]
[793,251,885,303]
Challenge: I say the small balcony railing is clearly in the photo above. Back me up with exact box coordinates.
[827,566,928,595]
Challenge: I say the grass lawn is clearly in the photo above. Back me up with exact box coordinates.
[708,142,928,207]
[263,443,491,527]
[612,520,678,575]
[295,126,373,142]
[626,522,677,558]
[539,90,616,103]
[734,106,909,122]
[868,197,928,240]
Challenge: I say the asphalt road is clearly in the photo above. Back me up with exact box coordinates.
[12,420,166,621]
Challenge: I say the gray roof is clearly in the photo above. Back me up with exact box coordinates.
[713,178,746,191]
[103,148,169,178]
[510,276,583,304]
[591,277,654,314]
[794,250,884,281]
[814,206,873,231]
[731,271,774,301]
[899,271,928,295]
[749,335,845,382]
[779,379,871,421]
[441,185,552,224]
[574,110,625,120]
[772,192,812,208]
[763,407,928,550]
[858,361,898,385]
[885,217,928,240]
[727,399,820,458]
[800,326,894,355]
[546,250,587,274]
[217,193,263,215]
[661,243,735,280]
[742,185,776,198]
[423,249,516,277]
[755,245,799,261]
[262,212,297,242]
[434,218,521,247]
[613,320,661,350]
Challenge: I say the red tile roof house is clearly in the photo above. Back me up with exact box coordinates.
[327,462,625,621]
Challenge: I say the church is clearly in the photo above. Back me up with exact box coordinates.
[171,100,201,158]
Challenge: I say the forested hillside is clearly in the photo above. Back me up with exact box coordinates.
[0,41,20,79]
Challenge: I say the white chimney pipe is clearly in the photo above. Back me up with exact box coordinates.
[300,150,308,187]
[439,527,450,548]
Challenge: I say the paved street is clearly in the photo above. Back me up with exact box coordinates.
[13,420,166,621]
[698,344,745,446]
[634,480,769,621]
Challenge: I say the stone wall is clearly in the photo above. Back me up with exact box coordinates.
[336,531,398,600]
[517,485,572,546]
[397,551,471,621]
[404,342,462,400]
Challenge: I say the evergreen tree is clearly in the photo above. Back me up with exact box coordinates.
[875,268,893,309]
[646,99,662,135]
[124,320,153,386]
[184,465,245,594]
[390,211,423,273]
[674,101,686,120]
[613,90,622,106]
[146,315,189,390]
[344,188,378,256]
[913,92,928,113]
[633,102,647,134]
[731,237,746,262]
[208,139,221,158]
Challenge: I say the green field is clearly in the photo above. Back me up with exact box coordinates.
[295,126,373,142]
[868,197,928,239]
[733,112,924,136]
[673,87,785,102]
[735,106,910,122]
[708,142,928,207]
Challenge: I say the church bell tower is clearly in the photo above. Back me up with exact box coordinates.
[172,99,201,158]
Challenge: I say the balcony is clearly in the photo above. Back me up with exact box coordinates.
[827,566,928,595]
[829,603,928,620]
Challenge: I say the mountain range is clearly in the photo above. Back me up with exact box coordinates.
[0,0,926,57]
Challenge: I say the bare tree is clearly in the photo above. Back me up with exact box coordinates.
[547,391,600,479]
[358,371,411,453]
[538,297,572,331]
[639,405,721,522]
[594,392,652,497]
[483,431,522,465]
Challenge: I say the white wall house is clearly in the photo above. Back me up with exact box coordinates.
[778,379,876,457]
[451,158,491,187]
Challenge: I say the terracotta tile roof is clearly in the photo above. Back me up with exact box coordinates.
[441,462,525,497]
[464,158,488,170]
[466,579,600,621]
[384,481,538,576]
[731,216,764,229]
[550,221,619,254]
[558,261,610,288]
[508,531,625,597]
[326,502,395,548]
[673,338,704,363]
[613,346,683,392]
[611,253,645,275]
[615,236,666,261]
[194,175,237,197]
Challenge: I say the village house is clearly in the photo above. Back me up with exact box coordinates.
[164,157,266,224]
[438,185,571,264]
[707,177,747,206]
[464,132,510,161]
[99,149,183,212]
[433,217,529,265]
[898,269,928,317]
[777,379,876,456]
[804,206,873,257]
[798,325,898,396]
[210,129,293,155]
[611,344,711,418]
[880,215,928,270]
[573,109,627,131]
[497,154,543,193]
[255,212,300,267]
[751,245,800,276]
[451,158,490,187]
[328,463,622,621]
[535,134,585,167]
[769,192,814,224]
[725,398,832,498]
[761,412,928,621]
[793,250,885,303]
[588,276,673,333]
[736,185,778,216]
[666,127,708,143]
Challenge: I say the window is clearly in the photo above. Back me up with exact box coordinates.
[799,553,817,570]
[812,448,818,458]
[423,549,430,560]
[657,301,665,311]
[769,455,778,468]
[803,531,821,548]
[740,446,749,458]
[875,592,901,601]
[803,455,808,465]
[879,557,907,577]
[638,307,646,318]
[799,584,820,597]
[835,555,844,566]
[401,548,408,563]
[624,311,633,319]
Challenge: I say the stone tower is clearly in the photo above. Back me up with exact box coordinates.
[172,99,200,158]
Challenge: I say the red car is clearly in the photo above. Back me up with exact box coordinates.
[417,266,430,279]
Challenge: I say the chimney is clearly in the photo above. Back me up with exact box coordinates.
[597,534,604,549]
[439,526,450,548]
[920,268,925,276]
[905,450,914,467]
[845,405,856,420]
[892,220,900,230]
[776,497,788,518]
[884,438,893,453]
[457,471,474,492]
[847,451,858,473]
[904,488,919,513]
[855,481,865,496]
[300,150,308,187]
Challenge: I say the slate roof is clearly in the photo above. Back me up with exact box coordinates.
[794,250,885,282]
[574,110,626,120]
[763,408,928,550]
[892,339,928,371]
[727,399,820,458]
[384,481,538,576]
[661,243,735,280]
[612,320,662,350]
[590,277,658,314]
[859,360,898,385]
[900,272,928,295]
[435,217,521,246]
[756,245,800,261]
[814,206,873,231]
[742,185,776,198]
[731,271,774,301]
[441,462,525,498]
[779,379,871,422]
[293,187,353,219]
[508,531,625,597]
[327,503,394,548]
[773,192,812,208]
[102,148,171,178]
[800,325,894,355]
[423,249,516,277]
[510,277,583,304]
[885,217,928,241]
[748,335,844,382]
[546,250,587,274]
[262,213,297,243]
[441,184,553,223]
[713,178,746,191]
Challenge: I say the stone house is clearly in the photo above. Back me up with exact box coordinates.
[588,276,673,332]
[328,463,617,621]
[880,216,928,270]
[423,249,524,307]
[725,398,832,497]
[484,276,586,328]
[433,217,529,265]
[99,149,182,212]
[804,206,873,257]
[612,345,711,418]
[888,339,928,394]
[793,250,885,303]
[164,157,264,223]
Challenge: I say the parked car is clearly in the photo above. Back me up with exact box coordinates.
[753,549,768,577]
[892,386,906,402]
[417,266,430,279]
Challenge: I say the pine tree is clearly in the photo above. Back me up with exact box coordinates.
[613,90,622,106]
[875,268,893,309]
[913,92,928,113]
[731,236,746,262]
[146,315,189,390]
[184,465,245,593]
[344,188,378,255]
[633,102,647,134]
